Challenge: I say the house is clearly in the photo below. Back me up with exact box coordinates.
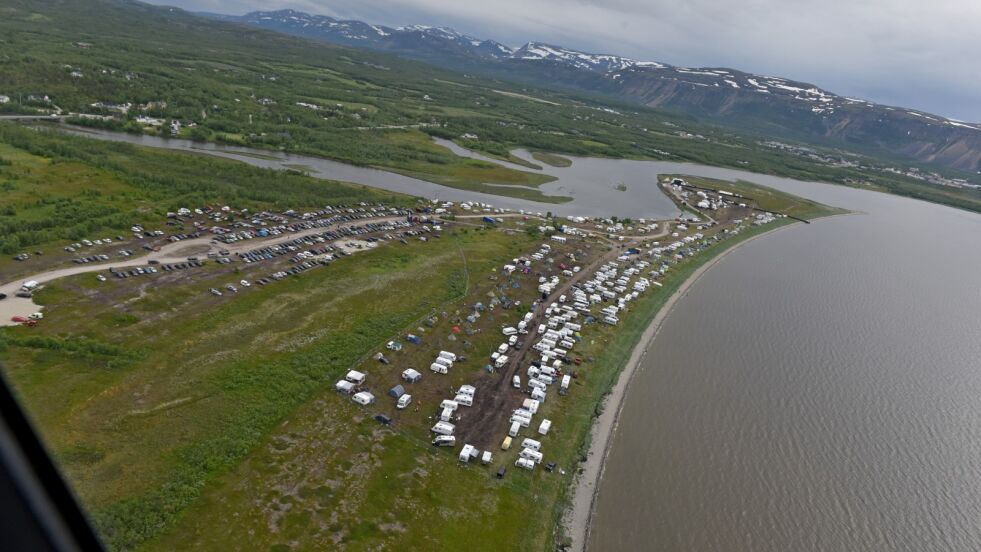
[0,95,10,104]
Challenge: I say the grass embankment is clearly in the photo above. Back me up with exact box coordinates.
[531,151,573,168]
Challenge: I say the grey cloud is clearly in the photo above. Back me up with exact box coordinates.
[156,0,981,121]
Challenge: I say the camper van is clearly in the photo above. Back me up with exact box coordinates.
[481,451,493,465]
[438,351,458,362]
[538,419,552,435]
[440,399,459,411]
[520,448,544,464]
[458,385,476,397]
[351,391,375,406]
[335,380,355,394]
[431,422,455,436]
[560,375,572,394]
[396,394,412,409]
[430,363,448,374]
[459,444,475,463]
[454,394,473,407]
[345,370,366,385]
[528,378,546,390]
[495,355,509,369]
[521,438,542,452]
[432,435,456,447]
[522,399,540,414]
[502,326,518,336]
[531,387,547,402]
[515,458,535,470]
[440,407,454,422]
[508,421,522,437]
[501,436,513,450]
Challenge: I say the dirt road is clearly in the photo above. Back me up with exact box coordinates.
[0,216,402,326]
[456,235,644,449]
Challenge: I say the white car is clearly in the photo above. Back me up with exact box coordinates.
[240,279,251,287]
[96,274,107,282]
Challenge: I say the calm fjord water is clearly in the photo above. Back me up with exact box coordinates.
[590,183,981,551]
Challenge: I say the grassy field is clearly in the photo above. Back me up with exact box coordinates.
[2,1,978,214]
[0,124,409,279]
[0,118,843,551]
[531,151,573,168]
[1,225,535,551]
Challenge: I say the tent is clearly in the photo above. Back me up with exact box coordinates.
[388,384,406,399]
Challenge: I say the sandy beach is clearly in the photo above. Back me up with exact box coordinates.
[563,222,795,551]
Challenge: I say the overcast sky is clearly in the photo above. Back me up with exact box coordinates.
[155,0,981,122]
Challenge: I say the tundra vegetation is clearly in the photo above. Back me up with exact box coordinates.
[0,126,840,551]
[1,0,979,212]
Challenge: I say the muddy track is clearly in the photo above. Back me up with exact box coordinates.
[456,237,641,450]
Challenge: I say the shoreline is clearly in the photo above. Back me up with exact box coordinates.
[562,221,799,552]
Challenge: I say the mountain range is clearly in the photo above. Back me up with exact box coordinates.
[207,9,981,175]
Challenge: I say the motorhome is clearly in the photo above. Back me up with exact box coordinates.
[515,458,535,470]
[345,370,366,385]
[520,448,544,464]
[351,391,375,406]
[432,435,456,447]
[560,375,572,394]
[397,394,412,409]
[430,363,448,374]
[431,422,455,436]
[538,419,552,435]
[521,438,542,452]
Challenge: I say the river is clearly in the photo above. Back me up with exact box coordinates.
[589,182,981,551]
[54,125,820,220]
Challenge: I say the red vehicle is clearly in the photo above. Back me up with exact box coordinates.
[11,316,28,323]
